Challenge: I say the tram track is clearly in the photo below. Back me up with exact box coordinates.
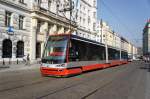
[0,76,57,93]
[0,65,121,94]
[36,63,134,99]
[0,74,42,85]
[0,70,40,84]
[0,62,136,99]
[81,64,138,99]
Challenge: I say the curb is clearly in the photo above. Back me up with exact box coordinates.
[0,65,10,68]
[0,64,40,72]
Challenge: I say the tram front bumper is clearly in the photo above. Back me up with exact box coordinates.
[40,67,82,77]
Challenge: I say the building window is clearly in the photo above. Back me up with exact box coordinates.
[16,41,24,58]
[83,18,85,25]
[48,0,51,11]
[37,0,41,5]
[80,17,82,24]
[83,6,85,10]
[88,10,90,16]
[93,0,96,7]
[93,12,96,19]
[88,16,90,25]
[2,39,12,58]
[5,11,12,27]
[19,0,24,3]
[19,15,24,30]
[93,23,96,31]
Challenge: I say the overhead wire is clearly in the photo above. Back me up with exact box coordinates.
[100,0,138,45]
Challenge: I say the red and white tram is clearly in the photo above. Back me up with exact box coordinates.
[40,34,128,77]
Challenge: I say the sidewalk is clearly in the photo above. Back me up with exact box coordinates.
[0,63,40,72]
[145,63,150,99]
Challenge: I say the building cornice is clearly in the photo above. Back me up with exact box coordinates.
[77,27,91,34]
[31,9,77,29]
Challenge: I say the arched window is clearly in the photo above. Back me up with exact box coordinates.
[2,39,12,58]
[16,41,24,58]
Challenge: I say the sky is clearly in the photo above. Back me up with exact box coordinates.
[97,0,150,47]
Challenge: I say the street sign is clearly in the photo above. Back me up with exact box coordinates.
[7,26,14,35]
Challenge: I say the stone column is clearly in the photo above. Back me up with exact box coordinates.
[12,40,17,59]
[43,22,48,41]
[41,22,48,58]
[50,24,57,35]
[58,26,64,34]
[30,18,37,62]
[41,42,44,58]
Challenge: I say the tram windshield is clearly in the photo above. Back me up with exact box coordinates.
[42,35,68,64]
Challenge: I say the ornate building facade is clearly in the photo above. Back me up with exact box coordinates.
[74,0,97,41]
[30,0,76,62]
[0,0,76,63]
[0,0,31,63]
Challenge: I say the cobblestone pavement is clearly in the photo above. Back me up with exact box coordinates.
[0,61,149,99]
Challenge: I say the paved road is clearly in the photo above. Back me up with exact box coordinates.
[0,61,149,99]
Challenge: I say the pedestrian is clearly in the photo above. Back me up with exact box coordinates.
[25,54,30,66]
[144,56,148,63]
[148,57,150,63]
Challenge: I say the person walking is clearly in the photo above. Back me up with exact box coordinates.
[25,54,30,65]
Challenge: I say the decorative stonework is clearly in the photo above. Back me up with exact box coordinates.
[0,0,31,62]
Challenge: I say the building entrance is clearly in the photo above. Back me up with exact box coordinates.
[2,39,12,58]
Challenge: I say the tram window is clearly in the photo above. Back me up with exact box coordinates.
[69,41,79,61]
[86,43,102,61]
[69,39,105,61]
[75,40,87,61]
[42,36,68,64]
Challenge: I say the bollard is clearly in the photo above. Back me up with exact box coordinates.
[3,59,5,65]
[17,59,18,64]
[9,58,11,64]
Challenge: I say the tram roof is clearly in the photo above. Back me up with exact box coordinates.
[71,35,105,47]
[48,34,128,53]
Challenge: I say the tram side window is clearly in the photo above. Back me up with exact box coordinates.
[76,40,88,61]
[69,39,88,61]
[69,39,104,61]
[122,52,128,59]
[87,44,102,61]
[69,41,79,61]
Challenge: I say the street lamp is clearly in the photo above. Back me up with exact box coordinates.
[100,20,108,63]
